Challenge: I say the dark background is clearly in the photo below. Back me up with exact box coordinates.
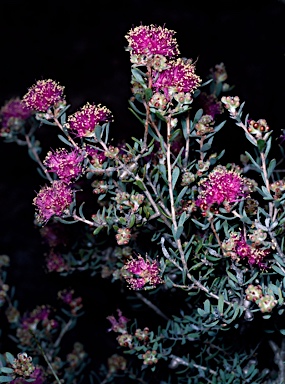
[1,0,285,377]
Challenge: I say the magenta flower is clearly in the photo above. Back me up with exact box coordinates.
[196,166,251,212]
[197,92,224,120]
[66,102,113,138]
[85,144,106,164]
[152,58,201,101]
[33,180,73,225]
[45,250,68,273]
[0,97,32,129]
[22,79,65,112]
[125,24,180,58]
[107,309,130,334]
[44,148,85,183]
[122,254,163,290]
[236,236,270,268]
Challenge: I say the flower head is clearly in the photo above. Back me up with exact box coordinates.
[196,165,251,212]
[121,254,163,290]
[125,24,180,58]
[66,102,113,138]
[22,79,65,112]
[33,181,73,225]
[0,97,32,130]
[44,148,85,183]
[107,309,130,334]
[152,58,201,101]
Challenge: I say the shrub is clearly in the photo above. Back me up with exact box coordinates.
[1,23,285,383]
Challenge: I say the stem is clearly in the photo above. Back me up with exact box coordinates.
[183,112,191,168]
[53,117,79,148]
[25,135,53,183]
[135,292,169,320]
[29,330,62,384]
[165,120,227,303]
[269,339,285,384]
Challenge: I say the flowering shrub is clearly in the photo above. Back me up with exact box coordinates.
[1,23,285,383]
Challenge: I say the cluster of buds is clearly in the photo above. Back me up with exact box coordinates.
[210,62,228,84]
[149,92,169,113]
[117,333,134,348]
[270,179,285,200]
[195,114,215,136]
[248,228,268,247]
[141,350,158,365]
[173,91,193,106]
[221,95,240,117]
[245,285,277,313]
[5,305,20,324]
[104,145,120,159]
[11,352,35,378]
[135,327,150,342]
[107,354,127,373]
[0,281,9,307]
[58,289,83,316]
[91,179,109,195]
[181,171,195,186]
[115,227,132,245]
[196,160,210,175]
[247,119,270,139]
[244,198,259,215]
[151,54,169,71]
[66,342,87,372]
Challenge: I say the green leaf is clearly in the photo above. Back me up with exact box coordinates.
[5,353,14,365]
[0,377,13,383]
[193,108,203,123]
[58,134,73,147]
[95,125,102,141]
[267,158,276,178]
[0,368,13,374]
[245,151,260,169]
[204,299,211,313]
[93,226,104,235]
[172,166,180,190]
[134,179,146,191]
[144,88,153,102]
[226,270,239,283]
[271,265,285,277]
[218,294,224,314]
[175,226,184,240]
[128,214,136,228]
[175,186,188,205]
[257,139,266,152]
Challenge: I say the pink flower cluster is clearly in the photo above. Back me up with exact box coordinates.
[22,79,65,112]
[152,58,201,101]
[121,254,163,290]
[107,309,129,334]
[0,97,32,130]
[20,305,58,334]
[66,102,113,138]
[223,232,270,268]
[58,289,83,315]
[44,148,85,183]
[125,24,180,58]
[196,165,251,212]
[45,250,69,273]
[33,181,73,225]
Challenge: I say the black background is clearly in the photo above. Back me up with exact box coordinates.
[1,0,285,377]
